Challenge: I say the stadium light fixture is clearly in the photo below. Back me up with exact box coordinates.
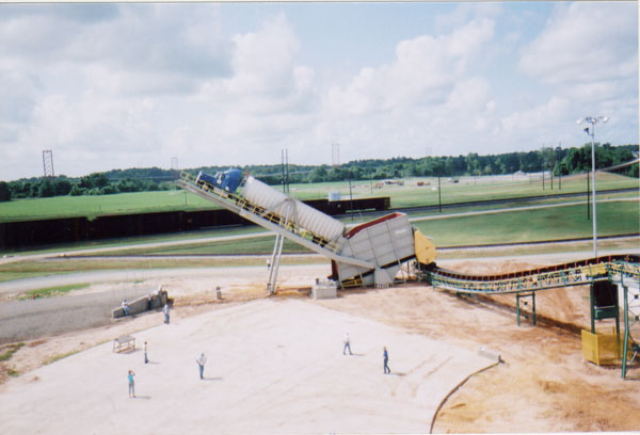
[576,116,609,258]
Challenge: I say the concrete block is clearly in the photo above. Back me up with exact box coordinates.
[312,281,337,299]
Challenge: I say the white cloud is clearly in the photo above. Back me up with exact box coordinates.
[225,14,300,97]
[519,2,637,86]
[187,13,319,165]
[320,17,498,160]
[0,2,636,181]
[508,2,638,150]
[325,18,494,117]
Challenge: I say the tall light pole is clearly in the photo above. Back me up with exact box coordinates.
[576,116,609,258]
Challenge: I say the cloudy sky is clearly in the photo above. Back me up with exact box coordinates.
[0,1,637,181]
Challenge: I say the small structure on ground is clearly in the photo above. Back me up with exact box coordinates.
[112,335,135,353]
[112,286,170,319]
[312,280,337,299]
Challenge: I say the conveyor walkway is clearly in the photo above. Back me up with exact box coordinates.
[425,255,639,294]
[421,255,640,378]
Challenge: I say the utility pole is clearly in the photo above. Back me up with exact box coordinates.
[331,143,340,168]
[587,172,590,221]
[558,142,562,191]
[542,144,545,191]
[438,176,442,213]
[577,115,608,258]
[281,149,290,194]
[42,150,55,178]
[348,178,354,221]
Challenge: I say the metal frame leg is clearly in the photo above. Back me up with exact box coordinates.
[516,293,536,327]
[267,205,291,295]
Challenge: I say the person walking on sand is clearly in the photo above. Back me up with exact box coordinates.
[128,370,136,398]
[163,303,170,324]
[383,347,391,374]
[144,341,148,364]
[196,353,207,380]
[343,333,353,355]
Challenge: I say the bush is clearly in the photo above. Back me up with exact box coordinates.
[101,185,119,195]
[69,185,84,196]
[0,181,11,202]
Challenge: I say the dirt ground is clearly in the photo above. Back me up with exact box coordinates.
[1,256,639,433]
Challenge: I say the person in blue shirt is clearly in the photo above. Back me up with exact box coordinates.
[128,370,135,398]
[383,347,391,374]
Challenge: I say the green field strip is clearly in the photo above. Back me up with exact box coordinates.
[1,172,636,223]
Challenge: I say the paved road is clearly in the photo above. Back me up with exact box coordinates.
[0,268,230,296]
[0,286,152,344]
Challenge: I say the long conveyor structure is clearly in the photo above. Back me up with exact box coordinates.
[420,255,640,378]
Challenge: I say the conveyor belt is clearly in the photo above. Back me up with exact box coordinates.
[421,255,639,294]
[177,172,374,270]
[420,254,640,379]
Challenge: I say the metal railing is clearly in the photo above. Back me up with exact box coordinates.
[180,172,344,253]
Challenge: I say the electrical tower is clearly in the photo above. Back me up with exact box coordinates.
[171,157,179,171]
[42,150,55,177]
[281,149,290,194]
[332,143,340,167]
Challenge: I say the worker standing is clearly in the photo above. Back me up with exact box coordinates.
[383,347,391,374]
[128,370,136,398]
[196,353,207,380]
[343,333,353,355]
[163,303,170,324]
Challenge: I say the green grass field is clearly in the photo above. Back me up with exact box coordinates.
[0,171,637,284]
[19,283,90,300]
[56,198,637,256]
[1,199,636,283]
[292,172,638,208]
[412,200,639,247]
[1,172,637,223]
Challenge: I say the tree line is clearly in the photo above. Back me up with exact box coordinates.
[0,143,637,202]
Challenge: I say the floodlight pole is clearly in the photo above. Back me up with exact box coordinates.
[589,128,597,257]
[578,116,608,258]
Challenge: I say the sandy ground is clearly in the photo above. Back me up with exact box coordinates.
[1,256,639,433]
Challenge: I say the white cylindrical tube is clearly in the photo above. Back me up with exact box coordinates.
[242,176,345,241]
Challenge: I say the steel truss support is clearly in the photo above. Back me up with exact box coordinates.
[590,280,620,338]
[267,204,291,295]
[516,292,536,327]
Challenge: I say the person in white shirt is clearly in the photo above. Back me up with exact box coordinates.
[162,303,170,324]
[343,333,353,355]
[196,353,207,380]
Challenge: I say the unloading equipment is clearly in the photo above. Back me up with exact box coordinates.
[178,170,436,292]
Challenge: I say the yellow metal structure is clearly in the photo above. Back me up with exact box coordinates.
[581,328,623,365]
[414,229,437,266]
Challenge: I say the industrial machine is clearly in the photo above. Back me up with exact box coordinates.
[179,170,436,291]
